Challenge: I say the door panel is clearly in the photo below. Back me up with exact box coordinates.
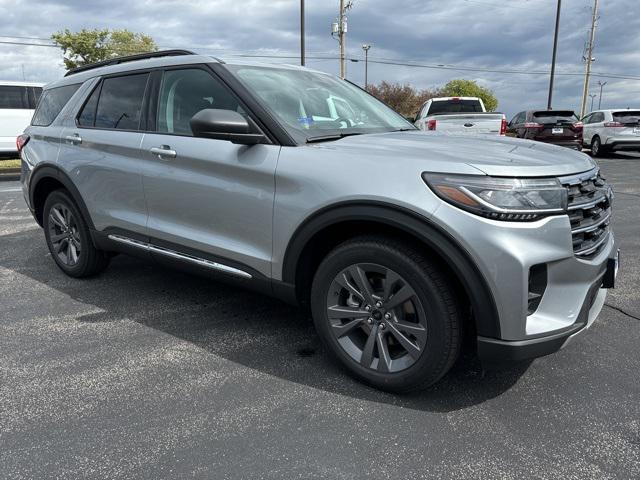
[58,128,147,233]
[139,135,279,277]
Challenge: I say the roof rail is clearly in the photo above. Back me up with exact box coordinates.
[64,49,197,77]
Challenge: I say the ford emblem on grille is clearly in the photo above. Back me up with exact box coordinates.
[464,123,474,127]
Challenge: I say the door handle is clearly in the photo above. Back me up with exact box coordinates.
[149,146,177,159]
[65,134,82,145]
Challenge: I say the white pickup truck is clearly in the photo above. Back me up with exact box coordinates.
[414,96,507,136]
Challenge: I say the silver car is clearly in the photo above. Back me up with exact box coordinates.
[582,109,640,157]
[19,50,619,392]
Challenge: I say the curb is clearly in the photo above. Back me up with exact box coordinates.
[0,170,20,182]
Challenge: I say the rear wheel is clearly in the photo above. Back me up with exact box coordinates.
[310,236,461,392]
[43,190,110,277]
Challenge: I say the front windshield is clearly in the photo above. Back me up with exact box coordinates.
[227,64,414,142]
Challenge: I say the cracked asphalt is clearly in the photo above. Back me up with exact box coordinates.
[0,154,639,479]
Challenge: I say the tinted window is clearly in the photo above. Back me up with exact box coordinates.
[592,112,604,123]
[582,113,593,124]
[428,100,483,115]
[77,83,101,127]
[0,85,41,109]
[31,84,80,126]
[157,68,243,136]
[95,73,149,130]
[613,111,640,124]
[532,110,578,124]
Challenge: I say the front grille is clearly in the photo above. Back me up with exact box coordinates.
[561,169,612,258]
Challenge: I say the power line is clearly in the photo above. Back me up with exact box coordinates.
[1,39,639,82]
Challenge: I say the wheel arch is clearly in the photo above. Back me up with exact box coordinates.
[281,201,501,338]
[30,164,95,230]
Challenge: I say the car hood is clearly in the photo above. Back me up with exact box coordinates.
[315,131,596,177]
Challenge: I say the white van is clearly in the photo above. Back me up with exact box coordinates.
[0,81,44,155]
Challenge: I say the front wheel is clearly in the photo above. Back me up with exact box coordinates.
[311,236,461,392]
[591,136,607,157]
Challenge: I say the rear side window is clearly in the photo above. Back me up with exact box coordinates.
[532,111,578,124]
[77,83,101,127]
[613,111,640,124]
[428,100,483,115]
[0,85,42,109]
[31,84,80,126]
[94,73,149,130]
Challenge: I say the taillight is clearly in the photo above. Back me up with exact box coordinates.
[524,122,543,129]
[16,134,30,155]
[573,121,583,130]
[427,119,437,131]
[604,122,624,128]
[500,117,508,135]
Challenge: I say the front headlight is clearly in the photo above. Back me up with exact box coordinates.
[422,172,568,221]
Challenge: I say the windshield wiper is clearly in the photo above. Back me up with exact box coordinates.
[306,132,365,143]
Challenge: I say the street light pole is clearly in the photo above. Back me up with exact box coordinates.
[589,93,597,112]
[300,0,305,66]
[598,80,607,109]
[362,44,371,90]
[547,0,562,110]
[580,0,600,118]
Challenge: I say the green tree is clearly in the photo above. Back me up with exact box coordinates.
[52,28,157,71]
[441,79,499,111]
[368,81,443,118]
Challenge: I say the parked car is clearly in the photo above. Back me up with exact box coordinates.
[0,81,43,156]
[582,109,640,157]
[414,97,507,136]
[508,110,583,150]
[19,51,618,392]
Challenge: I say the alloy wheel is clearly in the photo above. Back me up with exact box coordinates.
[325,263,428,373]
[48,203,81,266]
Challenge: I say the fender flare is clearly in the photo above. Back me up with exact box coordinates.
[29,163,95,230]
[282,202,501,338]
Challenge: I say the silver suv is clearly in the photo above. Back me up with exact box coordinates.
[582,109,640,157]
[19,51,619,392]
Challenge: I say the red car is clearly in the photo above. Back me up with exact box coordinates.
[508,110,583,150]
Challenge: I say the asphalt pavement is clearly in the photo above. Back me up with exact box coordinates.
[1,154,639,479]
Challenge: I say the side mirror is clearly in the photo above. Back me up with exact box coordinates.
[190,109,267,145]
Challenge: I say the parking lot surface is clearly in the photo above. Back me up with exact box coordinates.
[1,154,639,479]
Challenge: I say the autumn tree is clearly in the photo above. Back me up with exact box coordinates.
[52,28,157,71]
[367,81,443,118]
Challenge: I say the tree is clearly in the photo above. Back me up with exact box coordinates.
[52,28,157,71]
[368,81,443,118]
[441,79,499,112]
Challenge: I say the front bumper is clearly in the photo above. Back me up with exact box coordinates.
[477,249,617,363]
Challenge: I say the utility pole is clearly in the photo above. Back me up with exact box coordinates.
[580,0,600,118]
[362,44,371,90]
[589,93,597,112]
[333,1,352,79]
[547,0,562,110]
[300,0,305,66]
[597,80,607,109]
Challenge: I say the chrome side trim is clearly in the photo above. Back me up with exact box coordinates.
[107,234,253,279]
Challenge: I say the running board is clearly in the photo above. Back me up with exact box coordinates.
[107,234,252,279]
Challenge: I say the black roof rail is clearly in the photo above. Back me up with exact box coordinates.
[64,49,199,77]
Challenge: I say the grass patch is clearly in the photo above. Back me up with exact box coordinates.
[0,159,20,170]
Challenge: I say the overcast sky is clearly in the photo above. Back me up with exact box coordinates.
[1,0,639,117]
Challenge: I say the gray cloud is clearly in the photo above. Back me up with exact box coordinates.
[1,0,638,117]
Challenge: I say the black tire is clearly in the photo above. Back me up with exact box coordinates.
[310,236,461,392]
[591,136,607,157]
[43,189,110,277]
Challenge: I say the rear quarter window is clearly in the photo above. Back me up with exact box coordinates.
[31,84,81,126]
[0,85,41,109]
